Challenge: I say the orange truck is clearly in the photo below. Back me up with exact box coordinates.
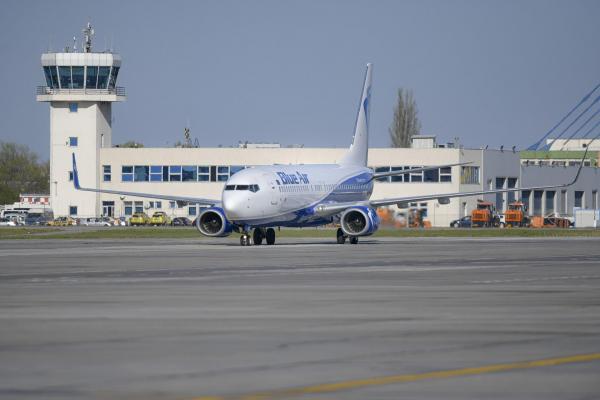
[471,201,499,227]
[504,201,529,227]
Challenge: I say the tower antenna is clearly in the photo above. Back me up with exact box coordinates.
[83,21,94,53]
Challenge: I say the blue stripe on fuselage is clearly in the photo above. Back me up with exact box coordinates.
[232,171,374,228]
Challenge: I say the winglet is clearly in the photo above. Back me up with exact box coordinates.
[72,153,81,190]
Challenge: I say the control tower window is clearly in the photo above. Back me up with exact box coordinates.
[50,67,59,89]
[97,67,110,89]
[72,67,84,89]
[109,67,120,89]
[43,66,55,88]
[86,66,98,89]
[59,66,72,89]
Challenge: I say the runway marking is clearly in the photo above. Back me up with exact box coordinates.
[192,352,600,400]
[472,275,600,284]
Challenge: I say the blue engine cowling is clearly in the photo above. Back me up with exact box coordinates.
[340,206,380,237]
[196,207,234,237]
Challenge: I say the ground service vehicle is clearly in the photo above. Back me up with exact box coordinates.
[504,202,529,227]
[471,201,499,227]
[48,216,76,226]
[71,63,587,246]
[129,213,150,226]
[150,211,170,226]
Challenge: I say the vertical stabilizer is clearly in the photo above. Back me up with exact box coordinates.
[340,63,372,167]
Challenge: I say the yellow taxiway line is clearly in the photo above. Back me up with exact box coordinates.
[193,352,600,400]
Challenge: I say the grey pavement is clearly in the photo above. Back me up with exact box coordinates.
[0,237,599,399]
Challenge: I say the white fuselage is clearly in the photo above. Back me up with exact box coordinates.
[222,164,374,228]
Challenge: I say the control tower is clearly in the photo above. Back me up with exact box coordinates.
[36,22,125,218]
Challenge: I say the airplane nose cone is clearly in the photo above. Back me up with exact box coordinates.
[222,192,247,220]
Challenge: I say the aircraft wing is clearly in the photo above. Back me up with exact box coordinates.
[71,154,220,206]
[315,148,588,214]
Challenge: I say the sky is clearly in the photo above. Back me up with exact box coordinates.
[0,0,599,160]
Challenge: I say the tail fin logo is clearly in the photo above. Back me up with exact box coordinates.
[363,86,371,128]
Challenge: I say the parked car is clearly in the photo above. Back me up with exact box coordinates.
[47,216,76,226]
[82,217,112,227]
[171,217,192,226]
[149,211,170,226]
[449,216,472,228]
[24,213,51,226]
[129,213,150,226]
[112,217,127,226]
[0,217,17,226]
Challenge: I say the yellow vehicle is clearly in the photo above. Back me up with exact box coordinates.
[47,216,76,226]
[149,211,171,226]
[129,213,150,226]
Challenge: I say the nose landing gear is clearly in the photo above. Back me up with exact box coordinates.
[240,228,276,246]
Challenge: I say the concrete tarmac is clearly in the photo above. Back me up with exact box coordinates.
[0,236,599,399]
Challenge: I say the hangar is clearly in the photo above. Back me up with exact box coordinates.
[35,25,600,227]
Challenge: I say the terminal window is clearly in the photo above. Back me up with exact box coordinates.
[69,206,78,216]
[69,103,78,113]
[371,166,452,183]
[103,165,111,182]
[460,166,480,185]
[68,137,78,147]
[68,171,73,181]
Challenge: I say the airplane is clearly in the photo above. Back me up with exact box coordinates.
[72,63,587,246]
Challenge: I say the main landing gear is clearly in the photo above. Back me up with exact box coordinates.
[336,228,359,245]
[240,228,276,246]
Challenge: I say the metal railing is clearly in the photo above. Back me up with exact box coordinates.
[36,86,126,96]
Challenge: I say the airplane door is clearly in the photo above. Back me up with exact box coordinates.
[265,174,279,206]
[270,180,279,205]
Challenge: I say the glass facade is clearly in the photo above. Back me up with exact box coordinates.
[120,164,248,182]
[97,67,110,89]
[45,64,119,89]
[43,66,55,87]
[460,166,480,184]
[71,67,84,88]
[59,66,71,89]
[371,166,453,183]
[108,67,119,89]
[86,66,98,88]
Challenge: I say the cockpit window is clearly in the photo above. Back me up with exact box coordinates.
[226,184,260,192]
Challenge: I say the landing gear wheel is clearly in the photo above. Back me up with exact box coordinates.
[336,228,346,244]
[253,229,264,245]
[240,234,251,246]
[349,236,359,245]
[265,228,276,245]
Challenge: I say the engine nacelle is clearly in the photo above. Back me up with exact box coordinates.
[340,206,380,237]
[196,207,233,237]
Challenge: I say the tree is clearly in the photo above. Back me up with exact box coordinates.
[389,88,421,148]
[116,141,144,148]
[0,142,49,205]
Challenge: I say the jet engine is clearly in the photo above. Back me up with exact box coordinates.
[196,207,233,237]
[340,206,380,237]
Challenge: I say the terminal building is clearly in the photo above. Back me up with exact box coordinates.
[36,24,600,227]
